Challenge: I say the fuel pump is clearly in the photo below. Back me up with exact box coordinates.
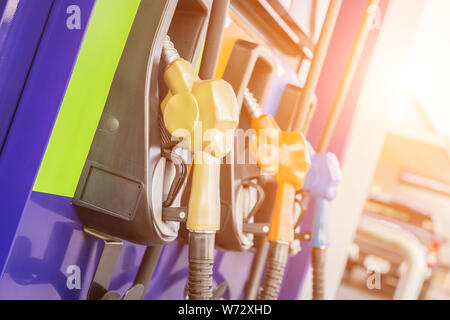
[160,36,239,300]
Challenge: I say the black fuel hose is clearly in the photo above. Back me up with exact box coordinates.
[312,247,326,300]
[187,231,215,300]
[258,241,289,300]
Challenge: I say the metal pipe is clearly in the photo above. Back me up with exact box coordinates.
[244,237,270,300]
[316,0,379,153]
[400,172,450,198]
[302,95,318,135]
[357,217,428,300]
[310,0,318,41]
[132,246,163,299]
[289,0,343,132]
[198,0,230,80]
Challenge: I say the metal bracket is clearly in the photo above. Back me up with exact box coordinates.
[162,206,187,222]
[84,227,123,300]
[101,284,145,300]
[295,232,312,241]
[243,222,270,236]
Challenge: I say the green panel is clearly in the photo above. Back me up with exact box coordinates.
[33,0,141,197]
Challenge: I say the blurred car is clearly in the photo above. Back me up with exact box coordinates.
[343,193,441,299]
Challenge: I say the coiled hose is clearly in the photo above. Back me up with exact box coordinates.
[312,247,326,300]
[258,241,289,300]
[188,232,215,300]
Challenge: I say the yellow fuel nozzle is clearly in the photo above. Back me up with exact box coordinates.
[161,36,239,232]
[161,35,239,301]
[160,40,200,138]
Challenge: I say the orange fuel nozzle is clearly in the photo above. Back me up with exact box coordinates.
[245,90,311,244]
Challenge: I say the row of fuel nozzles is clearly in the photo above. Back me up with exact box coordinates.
[160,36,342,300]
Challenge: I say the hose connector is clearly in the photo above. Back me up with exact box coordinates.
[244,88,263,120]
[162,35,180,65]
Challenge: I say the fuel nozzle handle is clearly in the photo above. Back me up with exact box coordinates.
[246,91,310,244]
[304,149,341,248]
[303,148,342,300]
[257,129,309,300]
[161,35,239,300]
[244,90,311,300]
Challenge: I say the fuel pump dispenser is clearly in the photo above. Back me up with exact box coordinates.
[0,0,387,301]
